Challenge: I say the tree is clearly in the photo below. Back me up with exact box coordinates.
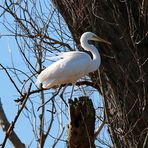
[53,0,148,147]
[0,0,147,147]
[0,0,110,147]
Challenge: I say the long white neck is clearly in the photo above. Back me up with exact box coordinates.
[81,40,101,72]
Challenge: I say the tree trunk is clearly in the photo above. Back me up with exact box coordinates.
[67,96,95,148]
[53,0,148,147]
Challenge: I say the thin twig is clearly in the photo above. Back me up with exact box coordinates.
[37,85,62,111]
[0,64,22,96]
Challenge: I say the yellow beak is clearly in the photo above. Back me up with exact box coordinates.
[92,36,111,45]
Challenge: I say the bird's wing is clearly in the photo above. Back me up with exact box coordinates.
[36,52,92,88]
[46,51,83,61]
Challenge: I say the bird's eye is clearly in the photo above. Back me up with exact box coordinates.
[88,40,94,44]
[88,40,93,44]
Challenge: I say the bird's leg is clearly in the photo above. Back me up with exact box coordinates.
[69,84,74,100]
[60,83,68,99]
[59,83,69,107]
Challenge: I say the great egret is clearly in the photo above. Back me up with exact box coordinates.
[36,32,110,97]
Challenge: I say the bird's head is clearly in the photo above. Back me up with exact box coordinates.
[80,32,111,45]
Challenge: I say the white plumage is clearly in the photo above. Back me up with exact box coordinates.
[36,32,110,88]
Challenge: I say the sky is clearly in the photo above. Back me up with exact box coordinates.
[0,1,112,147]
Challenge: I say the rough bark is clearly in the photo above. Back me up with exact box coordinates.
[0,100,25,148]
[67,96,95,148]
[53,0,148,147]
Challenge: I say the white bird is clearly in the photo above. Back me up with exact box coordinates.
[36,32,110,96]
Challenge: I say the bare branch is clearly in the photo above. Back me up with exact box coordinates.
[0,99,25,148]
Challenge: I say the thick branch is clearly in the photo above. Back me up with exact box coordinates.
[1,83,32,148]
[0,100,25,148]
